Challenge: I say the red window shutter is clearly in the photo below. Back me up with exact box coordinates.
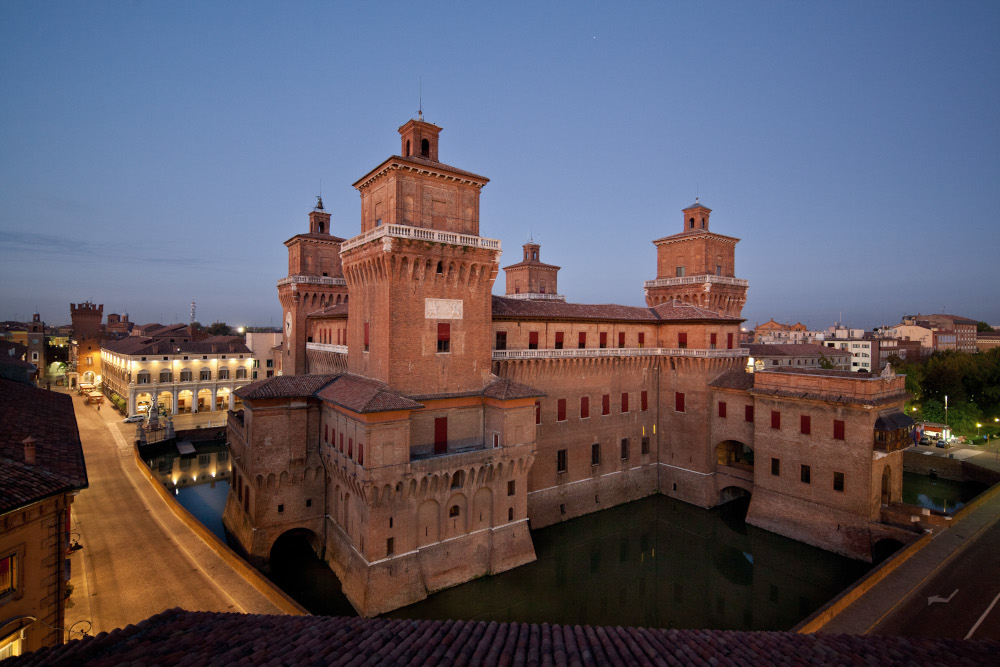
[579,332,587,348]
[600,332,607,348]
[771,411,781,429]
[434,417,447,454]
[727,333,734,349]
[529,331,539,347]
[557,399,566,421]
[745,405,754,422]
[618,332,625,348]
[675,392,685,412]
[339,433,344,452]
[678,332,688,347]
[358,443,363,465]
[621,393,629,413]
[324,424,328,442]
[710,333,717,346]
[602,394,610,415]
[438,323,450,342]
[801,415,811,435]
[348,438,353,457]
[555,332,564,348]
[834,420,845,440]
[638,332,645,347]
[535,401,541,424]
[719,401,727,418]
[581,396,589,418]
[641,390,648,411]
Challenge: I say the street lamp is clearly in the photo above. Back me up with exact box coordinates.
[977,423,982,437]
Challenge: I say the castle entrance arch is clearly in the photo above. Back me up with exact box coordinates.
[716,440,754,474]
[270,527,323,561]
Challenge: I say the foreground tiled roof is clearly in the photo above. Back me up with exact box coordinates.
[650,301,743,322]
[0,380,88,513]
[103,336,251,356]
[317,374,423,413]
[12,608,998,666]
[309,302,349,317]
[482,377,546,400]
[493,296,658,322]
[235,374,339,400]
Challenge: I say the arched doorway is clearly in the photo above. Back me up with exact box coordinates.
[267,528,352,616]
[881,466,892,505]
[178,389,194,413]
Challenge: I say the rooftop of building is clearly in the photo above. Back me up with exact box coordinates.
[744,343,850,357]
[102,335,251,357]
[353,153,490,189]
[0,379,88,514]
[10,608,996,666]
[492,296,742,323]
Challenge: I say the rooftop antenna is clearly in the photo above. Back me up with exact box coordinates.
[190,299,196,324]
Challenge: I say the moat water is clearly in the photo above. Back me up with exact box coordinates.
[155,449,983,631]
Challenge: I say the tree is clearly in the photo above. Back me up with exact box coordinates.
[818,351,835,370]
[977,321,995,333]
[206,321,233,336]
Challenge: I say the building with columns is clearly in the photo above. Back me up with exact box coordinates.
[102,328,253,417]
[225,116,916,618]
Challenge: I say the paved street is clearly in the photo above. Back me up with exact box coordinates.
[63,390,300,640]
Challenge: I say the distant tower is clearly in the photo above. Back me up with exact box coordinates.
[277,197,349,375]
[70,301,104,340]
[644,200,748,316]
[26,313,46,377]
[502,242,564,301]
[190,299,196,324]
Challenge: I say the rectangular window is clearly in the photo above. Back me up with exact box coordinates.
[581,396,590,419]
[218,368,230,380]
[676,266,685,277]
[437,323,450,353]
[675,392,685,412]
[641,436,650,455]
[641,390,648,412]
[495,331,507,350]
[716,264,722,276]
[339,433,344,452]
[200,369,211,381]
[507,480,516,496]
[529,331,539,350]
[771,410,781,429]
[719,401,727,418]
[800,415,811,435]
[602,394,610,415]
[834,420,845,440]
[745,405,754,422]
[364,322,370,352]
[555,332,564,349]
[578,332,587,349]
[771,458,780,476]
[386,537,395,556]
[599,332,607,349]
[678,332,688,349]
[833,471,845,492]
[801,464,811,484]
[0,553,15,597]
[727,333,734,349]
[557,449,567,473]
[621,393,629,413]
[620,438,630,460]
[591,443,601,466]
[434,417,447,454]
[710,333,717,350]
[557,399,566,422]
[638,332,645,348]
[618,332,625,348]
[535,401,541,425]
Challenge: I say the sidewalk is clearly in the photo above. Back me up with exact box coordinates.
[803,476,1000,635]
[63,389,302,639]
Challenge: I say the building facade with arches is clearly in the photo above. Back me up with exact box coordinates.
[225,117,915,618]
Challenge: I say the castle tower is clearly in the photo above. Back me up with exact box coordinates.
[502,242,563,301]
[278,197,349,375]
[27,313,46,377]
[71,301,104,340]
[644,200,749,316]
[342,118,500,395]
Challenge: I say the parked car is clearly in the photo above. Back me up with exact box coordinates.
[935,440,947,448]
[919,436,931,445]
[123,414,145,423]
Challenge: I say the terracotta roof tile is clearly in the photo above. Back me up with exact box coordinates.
[0,379,88,513]
[317,374,423,413]
[745,343,849,358]
[482,377,546,400]
[493,295,657,322]
[709,369,755,391]
[234,374,338,400]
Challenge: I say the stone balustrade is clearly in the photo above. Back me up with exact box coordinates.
[306,343,348,354]
[340,223,501,254]
[493,347,748,360]
[643,275,749,289]
[277,275,347,287]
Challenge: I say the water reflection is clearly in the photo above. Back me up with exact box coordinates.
[386,496,869,630]
[901,472,986,513]
[143,439,232,539]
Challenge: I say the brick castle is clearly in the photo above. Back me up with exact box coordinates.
[223,117,915,616]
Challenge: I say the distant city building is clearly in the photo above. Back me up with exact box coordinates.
[976,332,1000,353]
[0,377,88,657]
[245,332,282,379]
[744,343,851,371]
[892,314,978,355]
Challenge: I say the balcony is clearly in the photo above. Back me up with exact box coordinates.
[644,275,749,289]
[493,347,748,360]
[504,292,566,302]
[277,275,347,288]
[306,343,348,354]
[340,223,501,254]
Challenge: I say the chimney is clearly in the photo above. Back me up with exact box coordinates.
[23,435,37,464]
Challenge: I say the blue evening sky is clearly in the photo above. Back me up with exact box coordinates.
[2,1,998,330]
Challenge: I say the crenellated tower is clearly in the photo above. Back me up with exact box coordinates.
[341,118,500,395]
[278,197,349,375]
[71,301,103,340]
[644,200,749,316]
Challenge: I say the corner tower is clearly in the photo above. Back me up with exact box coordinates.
[502,242,564,301]
[644,200,749,316]
[341,118,500,395]
[278,198,349,375]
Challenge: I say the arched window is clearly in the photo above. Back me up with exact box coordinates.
[318,221,325,233]
[449,505,460,518]
[405,140,411,156]
[689,217,695,229]
[436,261,444,274]
[421,139,430,157]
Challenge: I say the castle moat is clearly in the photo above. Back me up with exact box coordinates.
[156,448,981,630]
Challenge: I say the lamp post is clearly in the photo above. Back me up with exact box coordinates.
[944,395,948,441]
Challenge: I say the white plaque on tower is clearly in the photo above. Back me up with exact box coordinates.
[425,299,464,319]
